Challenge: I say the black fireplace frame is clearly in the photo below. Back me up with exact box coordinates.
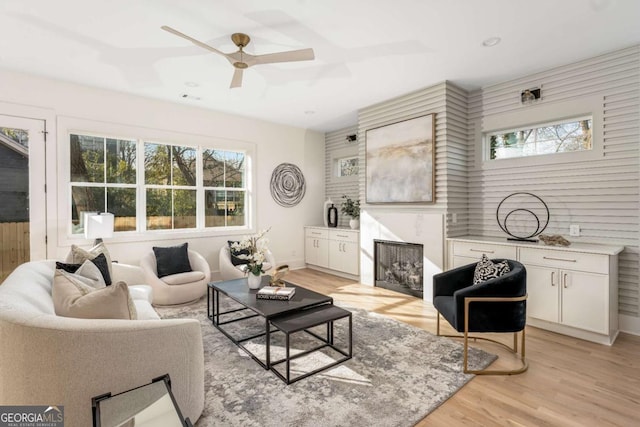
[373,239,424,299]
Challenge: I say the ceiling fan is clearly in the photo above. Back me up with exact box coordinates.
[161,26,315,88]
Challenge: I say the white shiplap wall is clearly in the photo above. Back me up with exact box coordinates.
[325,126,359,228]
[356,81,469,232]
[467,46,640,317]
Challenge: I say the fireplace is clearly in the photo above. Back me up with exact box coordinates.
[374,240,424,298]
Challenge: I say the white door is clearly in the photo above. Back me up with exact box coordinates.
[0,114,47,282]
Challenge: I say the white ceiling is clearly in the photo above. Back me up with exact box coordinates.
[1,0,639,132]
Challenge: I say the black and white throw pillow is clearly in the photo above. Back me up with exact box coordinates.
[473,254,511,285]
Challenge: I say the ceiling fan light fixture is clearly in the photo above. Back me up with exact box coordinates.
[162,26,315,89]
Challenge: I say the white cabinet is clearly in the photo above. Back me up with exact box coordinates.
[521,247,610,335]
[305,227,359,278]
[329,230,359,276]
[305,228,329,268]
[447,237,623,345]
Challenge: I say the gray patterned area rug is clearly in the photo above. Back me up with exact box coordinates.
[157,297,496,427]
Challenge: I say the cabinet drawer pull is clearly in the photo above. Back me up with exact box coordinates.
[311,232,321,235]
[543,256,577,262]
[469,249,494,253]
[336,234,349,238]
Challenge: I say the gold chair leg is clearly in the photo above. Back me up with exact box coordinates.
[461,296,529,376]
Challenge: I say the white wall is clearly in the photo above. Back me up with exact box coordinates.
[0,69,325,276]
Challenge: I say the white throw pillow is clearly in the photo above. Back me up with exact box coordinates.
[53,271,136,320]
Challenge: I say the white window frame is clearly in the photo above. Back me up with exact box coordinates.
[57,116,256,246]
[329,146,359,183]
[474,95,604,170]
[485,115,593,161]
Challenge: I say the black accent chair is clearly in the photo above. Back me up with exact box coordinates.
[433,259,528,375]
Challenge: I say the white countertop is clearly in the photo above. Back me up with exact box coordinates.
[448,235,624,256]
[305,225,359,232]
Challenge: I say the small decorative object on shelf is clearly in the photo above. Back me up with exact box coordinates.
[323,198,334,227]
[496,192,549,242]
[270,265,289,286]
[341,194,360,229]
[538,234,571,247]
[231,227,271,289]
[256,286,296,300]
[327,204,338,227]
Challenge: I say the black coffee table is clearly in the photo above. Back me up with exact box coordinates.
[207,275,333,370]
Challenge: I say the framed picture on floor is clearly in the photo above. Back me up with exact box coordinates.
[365,114,435,203]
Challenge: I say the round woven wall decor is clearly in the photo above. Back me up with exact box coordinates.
[270,163,306,207]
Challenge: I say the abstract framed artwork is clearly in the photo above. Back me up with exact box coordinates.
[365,114,435,203]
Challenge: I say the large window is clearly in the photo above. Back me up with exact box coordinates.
[69,132,248,235]
[486,116,592,161]
[70,134,137,233]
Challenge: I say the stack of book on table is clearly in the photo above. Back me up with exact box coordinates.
[256,286,296,300]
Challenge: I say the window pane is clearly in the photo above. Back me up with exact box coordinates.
[174,189,196,229]
[144,143,171,185]
[225,151,245,188]
[226,190,245,226]
[107,188,137,231]
[338,157,359,177]
[172,146,197,186]
[204,190,245,227]
[205,190,226,227]
[146,188,171,230]
[489,118,592,160]
[203,149,245,188]
[106,138,137,184]
[71,186,105,233]
[70,134,104,182]
[203,149,225,187]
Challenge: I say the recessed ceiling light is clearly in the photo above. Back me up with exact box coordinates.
[184,81,199,87]
[482,37,501,47]
[304,110,315,115]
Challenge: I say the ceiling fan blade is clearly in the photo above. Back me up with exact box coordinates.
[230,68,243,88]
[254,48,315,65]
[161,25,228,58]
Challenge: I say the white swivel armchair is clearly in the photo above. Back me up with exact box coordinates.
[219,245,276,281]
[140,249,211,305]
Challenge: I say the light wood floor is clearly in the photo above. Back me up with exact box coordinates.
[285,268,640,427]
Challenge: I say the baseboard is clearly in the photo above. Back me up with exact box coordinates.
[619,314,640,336]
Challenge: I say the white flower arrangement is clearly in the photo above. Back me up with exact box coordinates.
[230,227,271,276]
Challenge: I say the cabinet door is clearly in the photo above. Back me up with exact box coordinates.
[329,240,359,275]
[526,265,560,323]
[452,256,479,269]
[561,270,609,334]
[305,237,329,268]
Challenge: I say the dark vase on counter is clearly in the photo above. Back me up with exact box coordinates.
[327,204,338,227]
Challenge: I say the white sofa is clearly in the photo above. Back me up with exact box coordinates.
[0,260,204,427]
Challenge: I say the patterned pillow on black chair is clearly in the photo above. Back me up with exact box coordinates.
[473,254,511,284]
